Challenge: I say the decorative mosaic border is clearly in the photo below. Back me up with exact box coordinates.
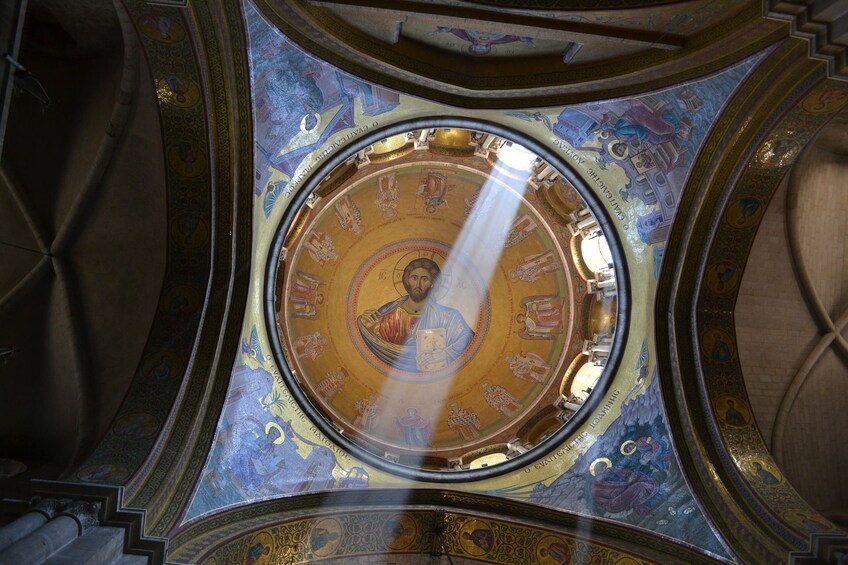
[169,489,720,564]
[73,0,256,539]
[136,0,256,537]
[74,0,213,490]
[206,511,650,564]
[696,80,848,533]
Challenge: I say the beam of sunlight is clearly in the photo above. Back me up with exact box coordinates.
[376,139,538,472]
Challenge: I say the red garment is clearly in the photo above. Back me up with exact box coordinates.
[375,308,420,344]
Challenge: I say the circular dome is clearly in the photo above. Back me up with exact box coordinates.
[269,124,625,479]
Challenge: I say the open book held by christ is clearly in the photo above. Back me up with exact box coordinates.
[416,328,448,371]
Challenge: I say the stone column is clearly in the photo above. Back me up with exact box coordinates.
[0,496,65,552]
[0,499,100,564]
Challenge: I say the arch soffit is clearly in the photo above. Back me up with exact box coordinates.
[251,0,784,108]
[655,34,848,563]
[168,489,722,564]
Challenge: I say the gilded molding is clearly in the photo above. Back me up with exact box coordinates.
[169,490,721,564]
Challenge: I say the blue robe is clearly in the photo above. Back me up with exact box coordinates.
[357,296,474,373]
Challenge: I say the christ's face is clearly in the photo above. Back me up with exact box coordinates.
[405,267,433,301]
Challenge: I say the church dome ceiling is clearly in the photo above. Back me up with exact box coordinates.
[273,126,621,474]
[6,1,848,562]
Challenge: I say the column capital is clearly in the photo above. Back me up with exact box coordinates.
[58,501,101,535]
[28,496,70,520]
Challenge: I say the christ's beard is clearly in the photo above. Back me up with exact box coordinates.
[410,288,428,301]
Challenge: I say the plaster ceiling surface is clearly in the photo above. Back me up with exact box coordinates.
[22,0,122,56]
[323,0,743,63]
[175,1,776,558]
[736,113,848,525]
[0,1,167,484]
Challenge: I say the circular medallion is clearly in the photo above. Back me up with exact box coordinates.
[142,352,176,382]
[76,464,130,484]
[112,413,160,438]
[155,77,201,108]
[756,137,800,169]
[801,88,848,114]
[381,513,417,550]
[244,531,274,565]
[167,142,206,178]
[348,239,490,382]
[536,535,572,564]
[170,214,208,248]
[138,14,186,43]
[724,197,763,229]
[783,510,832,533]
[458,518,494,556]
[743,458,783,487]
[705,261,740,294]
[309,517,342,557]
[161,285,202,318]
[713,394,751,428]
[700,328,735,364]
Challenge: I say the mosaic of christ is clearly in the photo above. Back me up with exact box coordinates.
[357,257,474,373]
[277,151,579,453]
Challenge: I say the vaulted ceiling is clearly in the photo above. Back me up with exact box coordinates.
[1,1,847,563]
[0,0,166,484]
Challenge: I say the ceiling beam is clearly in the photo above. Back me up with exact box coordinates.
[308,0,686,50]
